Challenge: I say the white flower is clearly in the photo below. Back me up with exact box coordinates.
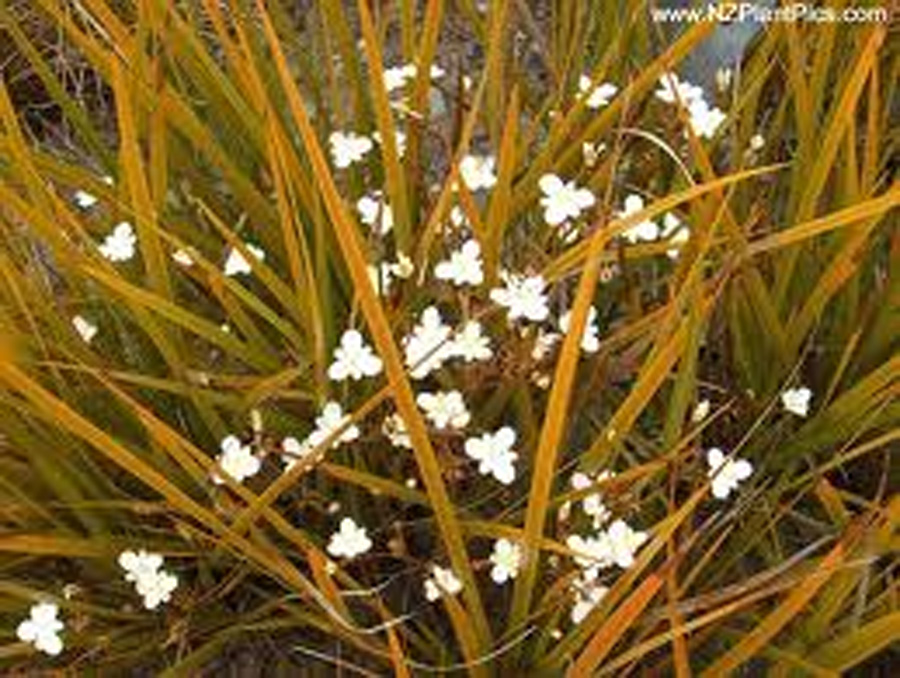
[403,306,453,378]
[72,315,98,344]
[538,174,595,226]
[602,519,648,569]
[223,243,265,277]
[568,518,646,576]
[706,448,753,500]
[328,131,374,168]
[490,272,550,323]
[692,399,711,423]
[281,435,314,471]
[531,330,561,361]
[327,329,383,381]
[578,76,618,109]
[134,570,178,610]
[16,602,64,656]
[489,538,522,584]
[661,212,689,258]
[171,249,194,266]
[464,427,518,484]
[459,155,497,192]
[618,194,659,243]
[571,577,608,624]
[559,305,600,354]
[372,129,407,156]
[655,72,704,105]
[327,517,373,559]
[357,193,394,235]
[118,549,164,584]
[424,565,463,602]
[781,387,812,417]
[434,238,484,287]
[99,221,137,262]
[73,189,98,209]
[383,413,412,449]
[749,134,765,151]
[570,470,613,527]
[212,435,261,485]
[687,99,726,139]
[309,401,360,449]
[417,390,470,430]
[451,320,493,362]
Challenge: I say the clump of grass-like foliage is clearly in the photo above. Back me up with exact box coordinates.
[0,0,897,673]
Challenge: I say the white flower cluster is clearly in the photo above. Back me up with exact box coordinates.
[402,306,493,379]
[16,602,64,656]
[655,72,726,139]
[566,518,647,623]
[282,401,359,471]
[118,549,178,610]
[616,194,686,256]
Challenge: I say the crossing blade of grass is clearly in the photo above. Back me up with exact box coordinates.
[775,26,886,308]
[700,517,870,677]
[256,2,493,659]
[504,215,612,661]
[544,165,784,280]
[356,0,412,251]
[537,484,709,670]
[511,20,716,217]
[0,360,335,614]
[808,612,900,673]
[568,572,665,675]
[81,265,277,372]
[484,88,519,285]
[746,185,900,256]
[405,0,445,202]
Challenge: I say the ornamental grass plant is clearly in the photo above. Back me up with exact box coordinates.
[0,0,897,673]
